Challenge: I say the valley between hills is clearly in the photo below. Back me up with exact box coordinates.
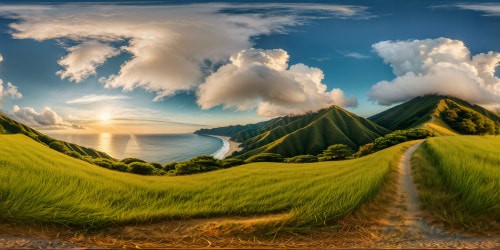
[0,95,499,248]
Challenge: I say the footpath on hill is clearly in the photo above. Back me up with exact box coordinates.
[0,141,498,248]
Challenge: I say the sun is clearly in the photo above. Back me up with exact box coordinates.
[99,113,111,122]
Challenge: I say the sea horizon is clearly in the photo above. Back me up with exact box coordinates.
[46,132,228,164]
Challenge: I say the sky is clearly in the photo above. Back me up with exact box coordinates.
[0,0,498,134]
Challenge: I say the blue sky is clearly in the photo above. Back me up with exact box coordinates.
[0,1,498,133]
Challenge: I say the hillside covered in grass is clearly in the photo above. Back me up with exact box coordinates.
[411,136,500,231]
[0,114,111,159]
[0,134,415,230]
[369,95,500,135]
[196,106,390,158]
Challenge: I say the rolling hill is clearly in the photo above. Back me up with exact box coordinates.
[0,114,112,159]
[0,133,415,229]
[369,95,500,135]
[195,106,390,158]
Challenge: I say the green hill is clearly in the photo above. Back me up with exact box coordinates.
[0,114,112,159]
[0,133,415,229]
[196,106,390,158]
[369,95,500,135]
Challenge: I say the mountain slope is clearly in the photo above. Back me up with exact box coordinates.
[0,114,112,159]
[195,106,390,158]
[369,95,500,135]
[0,133,413,229]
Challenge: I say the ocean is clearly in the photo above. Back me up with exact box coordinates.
[47,133,225,164]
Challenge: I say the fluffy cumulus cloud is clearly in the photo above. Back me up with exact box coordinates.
[57,41,120,82]
[0,54,22,101]
[10,105,83,129]
[2,3,366,101]
[368,38,500,111]
[197,48,357,116]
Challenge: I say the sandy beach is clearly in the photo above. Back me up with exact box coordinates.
[208,135,241,158]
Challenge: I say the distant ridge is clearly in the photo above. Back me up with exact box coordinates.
[195,106,390,158]
[369,95,500,135]
[0,114,112,159]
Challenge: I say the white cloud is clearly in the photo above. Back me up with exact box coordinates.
[368,38,500,111]
[339,51,370,59]
[0,54,22,101]
[197,48,357,117]
[2,3,366,101]
[66,94,130,104]
[10,105,83,129]
[453,3,500,16]
[57,41,120,82]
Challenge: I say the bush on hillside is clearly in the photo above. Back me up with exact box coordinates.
[245,153,284,163]
[163,162,177,172]
[355,128,433,157]
[121,157,146,164]
[285,154,318,163]
[220,158,245,168]
[49,141,70,153]
[443,108,496,135]
[318,144,354,161]
[93,158,115,169]
[111,162,130,172]
[150,162,163,169]
[172,155,222,175]
[130,162,156,175]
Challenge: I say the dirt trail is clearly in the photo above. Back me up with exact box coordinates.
[372,141,498,248]
[1,141,498,248]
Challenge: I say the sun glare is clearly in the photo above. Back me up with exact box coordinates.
[99,113,111,122]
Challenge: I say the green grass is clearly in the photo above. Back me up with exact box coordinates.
[411,136,500,231]
[0,134,414,230]
[235,106,390,158]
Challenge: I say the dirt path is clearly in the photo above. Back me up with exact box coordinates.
[1,141,498,248]
[371,141,498,248]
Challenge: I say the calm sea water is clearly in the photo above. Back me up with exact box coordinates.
[47,133,224,164]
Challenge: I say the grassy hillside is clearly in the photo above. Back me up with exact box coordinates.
[197,106,390,158]
[369,95,499,134]
[0,114,112,159]
[411,136,500,231]
[0,134,415,229]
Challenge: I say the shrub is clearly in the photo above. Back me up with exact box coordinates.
[245,153,284,163]
[318,144,354,161]
[129,162,156,175]
[174,162,200,175]
[443,107,496,135]
[150,162,163,169]
[111,162,130,172]
[92,158,114,169]
[285,155,318,163]
[220,158,245,168]
[163,162,177,171]
[66,151,83,159]
[121,158,146,164]
[354,143,376,157]
[189,155,221,171]
[49,141,70,153]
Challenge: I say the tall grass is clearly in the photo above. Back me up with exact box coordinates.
[412,136,500,231]
[0,134,414,230]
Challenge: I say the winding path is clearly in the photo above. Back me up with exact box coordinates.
[373,141,498,248]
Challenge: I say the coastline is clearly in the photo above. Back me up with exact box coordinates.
[206,135,241,159]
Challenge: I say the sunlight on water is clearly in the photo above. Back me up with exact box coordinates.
[48,133,223,163]
[98,133,113,156]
